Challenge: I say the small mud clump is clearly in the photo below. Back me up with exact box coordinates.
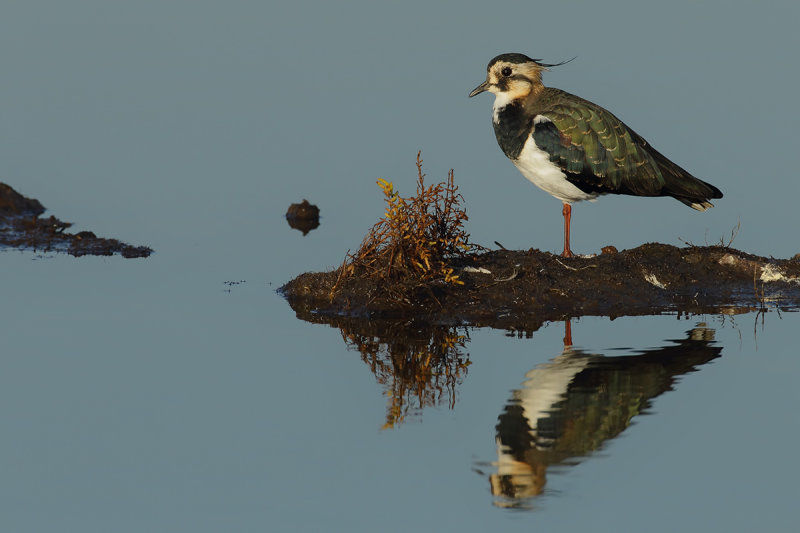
[286,199,320,235]
[0,182,152,258]
[601,245,618,255]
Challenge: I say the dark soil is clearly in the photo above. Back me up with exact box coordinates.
[285,199,320,235]
[281,244,800,331]
[0,183,152,258]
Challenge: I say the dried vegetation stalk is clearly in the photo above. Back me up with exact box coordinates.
[335,152,473,292]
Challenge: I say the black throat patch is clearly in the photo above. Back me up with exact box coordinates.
[493,101,533,160]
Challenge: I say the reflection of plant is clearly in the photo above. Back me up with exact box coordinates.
[336,152,472,291]
[339,322,471,429]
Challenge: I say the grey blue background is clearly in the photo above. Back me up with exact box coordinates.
[1,1,799,531]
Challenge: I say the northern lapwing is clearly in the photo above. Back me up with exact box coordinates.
[469,53,723,257]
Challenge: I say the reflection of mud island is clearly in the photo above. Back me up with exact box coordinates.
[485,322,721,508]
[282,155,800,326]
[0,183,151,258]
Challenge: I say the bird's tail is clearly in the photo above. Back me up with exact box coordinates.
[629,127,723,210]
[680,198,715,211]
[649,146,723,210]
[669,176,723,211]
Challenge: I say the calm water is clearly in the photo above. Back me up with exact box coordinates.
[2,1,799,531]
[3,255,798,531]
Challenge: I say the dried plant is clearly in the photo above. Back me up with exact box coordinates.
[680,218,741,249]
[339,152,473,287]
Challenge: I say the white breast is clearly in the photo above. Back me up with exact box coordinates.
[513,135,598,204]
[517,351,592,447]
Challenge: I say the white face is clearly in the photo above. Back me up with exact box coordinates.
[473,61,543,122]
[484,61,540,100]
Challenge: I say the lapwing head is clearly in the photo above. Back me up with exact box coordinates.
[469,53,574,101]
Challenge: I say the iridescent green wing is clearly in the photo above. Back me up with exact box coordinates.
[532,99,666,196]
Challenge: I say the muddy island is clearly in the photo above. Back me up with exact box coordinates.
[282,243,800,331]
[281,155,799,330]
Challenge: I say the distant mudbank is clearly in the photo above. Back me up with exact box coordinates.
[282,244,800,330]
[0,183,152,258]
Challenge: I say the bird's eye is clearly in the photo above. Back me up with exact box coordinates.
[501,67,512,77]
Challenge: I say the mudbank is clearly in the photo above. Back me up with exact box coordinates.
[282,244,800,330]
[0,183,152,258]
[283,156,800,329]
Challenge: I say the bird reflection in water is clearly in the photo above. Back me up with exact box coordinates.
[485,320,721,508]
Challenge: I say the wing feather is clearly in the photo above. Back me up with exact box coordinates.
[530,89,722,206]
[532,100,665,195]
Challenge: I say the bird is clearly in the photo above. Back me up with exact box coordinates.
[469,53,723,257]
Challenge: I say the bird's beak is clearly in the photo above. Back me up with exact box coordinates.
[469,80,490,97]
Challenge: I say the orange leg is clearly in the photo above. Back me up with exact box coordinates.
[561,203,573,258]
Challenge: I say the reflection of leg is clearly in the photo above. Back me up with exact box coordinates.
[563,319,572,347]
